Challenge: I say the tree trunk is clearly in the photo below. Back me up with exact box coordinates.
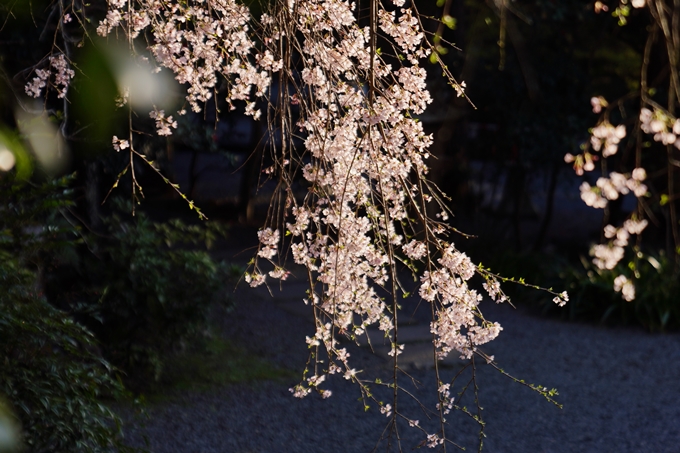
[533,163,560,251]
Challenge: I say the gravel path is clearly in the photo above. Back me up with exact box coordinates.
[116,231,680,453]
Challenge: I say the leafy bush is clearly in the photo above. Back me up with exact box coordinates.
[475,242,680,331]
[2,169,236,389]
[0,174,77,260]
[556,251,680,331]
[0,175,142,452]
[0,253,137,453]
[45,206,238,389]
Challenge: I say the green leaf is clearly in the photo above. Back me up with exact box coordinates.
[442,15,456,30]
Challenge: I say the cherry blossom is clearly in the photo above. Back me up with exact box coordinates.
[590,121,626,157]
[553,291,569,307]
[570,92,659,301]
[20,0,572,446]
[149,109,177,136]
[112,136,130,152]
[25,54,75,99]
[640,108,680,150]
[613,275,635,301]
[590,96,607,113]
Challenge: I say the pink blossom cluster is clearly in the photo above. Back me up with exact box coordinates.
[378,8,427,64]
[112,136,130,151]
[590,219,648,271]
[256,228,279,260]
[640,108,680,149]
[590,96,607,113]
[564,150,597,176]
[149,109,177,136]
[19,0,575,445]
[97,0,150,38]
[590,121,626,157]
[552,291,569,307]
[242,0,526,413]
[25,54,75,99]
[426,433,443,448]
[436,383,455,416]
[568,97,656,301]
[578,168,647,209]
[97,0,278,117]
[613,274,635,301]
[483,278,507,303]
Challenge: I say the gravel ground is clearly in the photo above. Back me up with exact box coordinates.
[115,229,680,453]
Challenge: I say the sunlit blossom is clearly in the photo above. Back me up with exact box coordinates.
[112,136,130,152]
[614,275,635,301]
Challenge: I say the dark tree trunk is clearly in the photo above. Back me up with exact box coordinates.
[187,150,199,200]
[533,163,560,251]
[84,160,103,231]
[238,120,264,223]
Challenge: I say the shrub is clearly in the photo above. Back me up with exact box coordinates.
[45,205,237,389]
[488,245,680,331]
[473,242,680,331]
[0,174,143,452]
[557,251,680,331]
[0,253,137,453]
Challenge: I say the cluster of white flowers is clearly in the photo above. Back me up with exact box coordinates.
[552,291,569,307]
[640,108,680,149]
[590,219,648,271]
[483,278,507,303]
[590,96,607,113]
[591,121,626,157]
[112,136,130,152]
[379,403,392,417]
[242,0,522,421]
[8,0,562,445]
[402,240,427,260]
[289,384,311,398]
[624,217,649,235]
[25,68,50,98]
[436,383,455,415]
[567,96,658,301]
[97,0,279,120]
[590,243,625,270]
[584,218,647,300]
[378,8,427,64]
[613,275,635,301]
[25,54,75,99]
[579,181,607,208]
[244,271,265,288]
[426,433,443,448]
[256,228,279,260]
[149,109,177,136]
[564,151,596,176]
[578,168,647,209]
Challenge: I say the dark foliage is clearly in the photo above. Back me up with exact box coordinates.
[44,203,237,389]
[0,176,139,453]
